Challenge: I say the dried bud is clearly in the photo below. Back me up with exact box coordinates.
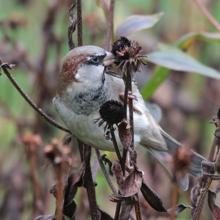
[99,100,124,126]
[44,139,72,166]
[44,144,56,162]
[22,133,42,153]
[111,37,144,72]
[22,133,42,147]
[174,146,192,171]
[112,37,132,60]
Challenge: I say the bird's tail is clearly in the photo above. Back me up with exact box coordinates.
[161,130,206,177]
[147,130,206,191]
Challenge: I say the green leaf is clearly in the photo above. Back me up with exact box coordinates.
[141,47,220,99]
[141,67,170,100]
[116,12,163,37]
[146,47,220,79]
[176,32,220,49]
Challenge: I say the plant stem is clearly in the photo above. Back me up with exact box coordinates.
[95,149,117,194]
[77,0,83,46]
[1,64,71,134]
[134,195,142,220]
[104,0,115,50]
[68,0,77,49]
[110,126,124,169]
[194,0,220,32]
[126,65,134,150]
[114,201,121,220]
[55,163,64,220]
[82,145,99,220]
[170,185,179,220]
[192,123,220,220]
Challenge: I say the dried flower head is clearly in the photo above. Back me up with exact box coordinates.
[22,133,42,153]
[112,37,132,60]
[44,139,72,166]
[99,100,124,126]
[111,36,146,72]
[174,146,192,170]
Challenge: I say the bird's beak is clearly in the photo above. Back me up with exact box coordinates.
[103,52,115,66]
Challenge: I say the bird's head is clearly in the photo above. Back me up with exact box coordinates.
[57,45,114,95]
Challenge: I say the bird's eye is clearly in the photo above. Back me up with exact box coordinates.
[86,55,102,65]
[91,56,99,64]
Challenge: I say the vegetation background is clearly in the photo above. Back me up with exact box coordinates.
[0,0,220,219]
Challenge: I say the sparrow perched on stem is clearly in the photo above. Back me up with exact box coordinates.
[53,45,205,190]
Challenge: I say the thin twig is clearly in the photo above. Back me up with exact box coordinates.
[34,0,61,132]
[104,0,115,50]
[77,0,83,46]
[44,140,70,220]
[55,163,65,220]
[170,185,179,220]
[192,120,220,220]
[110,126,123,165]
[119,199,134,220]
[23,134,44,217]
[82,145,99,220]
[95,149,117,194]
[0,64,71,134]
[126,65,134,150]
[134,195,142,220]
[194,0,220,32]
[114,202,122,220]
[68,0,77,49]
[121,69,129,174]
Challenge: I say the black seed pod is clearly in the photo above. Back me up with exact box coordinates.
[99,100,124,125]
[111,37,143,72]
[111,37,131,60]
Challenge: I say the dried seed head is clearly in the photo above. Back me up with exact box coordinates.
[112,37,132,60]
[174,146,192,172]
[99,100,124,126]
[22,133,42,147]
[111,36,145,72]
[22,133,42,153]
[44,138,72,166]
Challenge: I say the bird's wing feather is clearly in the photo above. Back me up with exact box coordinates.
[161,129,206,176]
[107,74,168,151]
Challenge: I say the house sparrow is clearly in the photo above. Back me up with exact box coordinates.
[53,45,205,190]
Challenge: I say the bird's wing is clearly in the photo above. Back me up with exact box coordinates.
[132,83,168,151]
[106,74,168,151]
[145,102,162,123]
[131,81,206,182]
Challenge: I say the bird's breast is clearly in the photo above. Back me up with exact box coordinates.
[67,82,109,115]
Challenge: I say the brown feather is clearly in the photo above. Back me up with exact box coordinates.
[57,45,107,95]
[57,54,87,95]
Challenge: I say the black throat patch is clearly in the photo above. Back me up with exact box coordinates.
[70,81,107,115]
